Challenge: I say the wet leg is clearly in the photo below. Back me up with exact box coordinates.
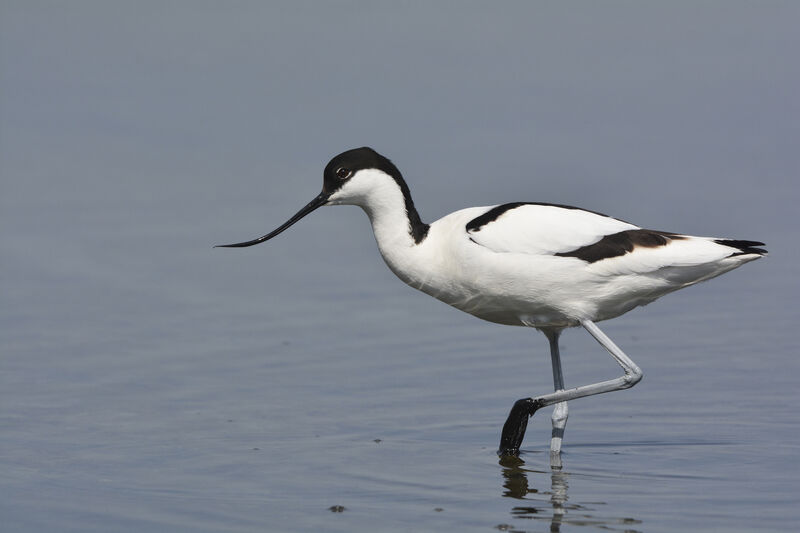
[498,320,642,456]
[545,329,568,467]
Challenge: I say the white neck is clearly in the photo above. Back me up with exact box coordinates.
[362,184,418,251]
[327,169,425,283]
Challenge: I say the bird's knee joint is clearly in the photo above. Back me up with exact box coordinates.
[623,367,643,388]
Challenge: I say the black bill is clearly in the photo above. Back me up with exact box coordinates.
[215,191,330,248]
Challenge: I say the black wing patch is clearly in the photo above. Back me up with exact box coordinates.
[555,229,687,263]
[466,202,618,233]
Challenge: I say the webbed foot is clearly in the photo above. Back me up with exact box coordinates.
[498,397,544,456]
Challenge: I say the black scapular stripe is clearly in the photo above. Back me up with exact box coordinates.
[466,202,615,233]
[555,229,686,263]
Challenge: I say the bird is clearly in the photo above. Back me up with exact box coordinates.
[217,146,766,462]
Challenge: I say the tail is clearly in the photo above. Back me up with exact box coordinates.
[713,239,767,257]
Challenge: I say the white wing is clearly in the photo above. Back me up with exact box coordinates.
[466,203,638,255]
[465,202,765,279]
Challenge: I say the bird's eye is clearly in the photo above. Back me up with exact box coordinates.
[336,167,350,180]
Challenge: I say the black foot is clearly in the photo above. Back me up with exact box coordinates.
[497,398,544,456]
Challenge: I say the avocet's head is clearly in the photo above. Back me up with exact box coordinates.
[216,147,406,248]
[322,146,405,207]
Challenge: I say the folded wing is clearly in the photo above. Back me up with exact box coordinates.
[466,202,638,255]
[466,202,766,278]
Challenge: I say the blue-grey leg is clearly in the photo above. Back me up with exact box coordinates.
[498,319,643,457]
[544,329,568,467]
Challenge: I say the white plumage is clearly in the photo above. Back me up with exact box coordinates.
[356,196,761,327]
[468,203,636,255]
[218,147,766,462]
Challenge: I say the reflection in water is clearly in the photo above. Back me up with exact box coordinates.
[498,456,642,532]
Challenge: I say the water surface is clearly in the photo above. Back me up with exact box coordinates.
[2,3,798,532]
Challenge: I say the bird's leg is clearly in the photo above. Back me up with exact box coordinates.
[545,329,568,468]
[498,319,643,457]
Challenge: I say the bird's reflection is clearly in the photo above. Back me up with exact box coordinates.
[498,455,641,532]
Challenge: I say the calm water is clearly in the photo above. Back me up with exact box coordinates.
[2,3,799,531]
[2,190,797,532]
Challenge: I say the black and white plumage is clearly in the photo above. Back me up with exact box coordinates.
[218,147,766,463]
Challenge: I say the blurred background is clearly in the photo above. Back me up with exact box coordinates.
[2,2,798,532]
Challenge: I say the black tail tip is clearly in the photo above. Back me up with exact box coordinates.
[715,239,767,256]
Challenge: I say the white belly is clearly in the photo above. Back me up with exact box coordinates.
[374,207,753,329]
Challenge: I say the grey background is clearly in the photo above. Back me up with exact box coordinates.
[2,2,798,532]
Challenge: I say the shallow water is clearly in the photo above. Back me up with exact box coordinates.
[2,215,797,532]
[2,3,799,532]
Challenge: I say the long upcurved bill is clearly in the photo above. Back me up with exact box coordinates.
[215,191,329,248]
